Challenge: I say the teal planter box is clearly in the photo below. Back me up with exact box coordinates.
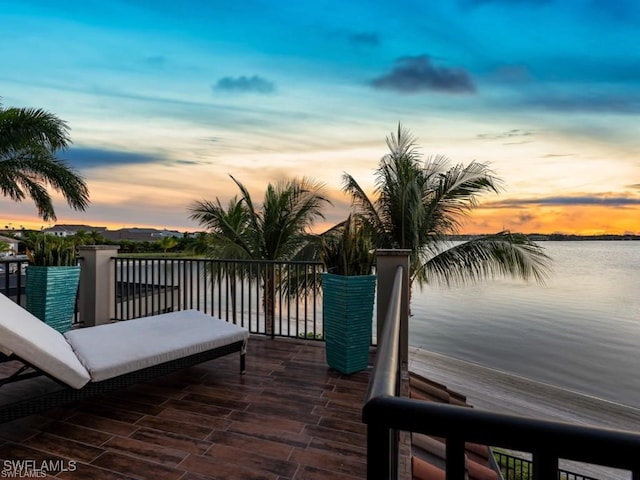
[26,265,81,333]
[322,272,376,374]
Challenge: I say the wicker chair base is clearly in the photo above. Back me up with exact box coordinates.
[0,340,245,423]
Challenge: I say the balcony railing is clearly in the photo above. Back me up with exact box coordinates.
[362,265,640,480]
[113,256,325,339]
[5,248,640,480]
[0,258,29,305]
[493,451,600,480]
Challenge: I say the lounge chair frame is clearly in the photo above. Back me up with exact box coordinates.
[0,340,245,423]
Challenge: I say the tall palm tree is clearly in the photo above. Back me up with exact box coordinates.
[343,124,550,289]
[0,102,89,221]
[189,175,331,334]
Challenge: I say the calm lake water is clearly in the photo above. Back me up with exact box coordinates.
[409,241,640,409]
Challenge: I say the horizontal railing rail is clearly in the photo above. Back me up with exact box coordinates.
[113,256,325,339]
[362,265,640,480]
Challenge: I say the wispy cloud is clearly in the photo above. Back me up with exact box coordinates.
[515,212,536,224]
[370,55,475,94]
[65,148,163,169]
[588,0,640,22]
[477,129,533,140]
[213,75,275,94]
[144,55,167,68]
[524,94,640,114]
[459,0,552,8]
[490,64,533,83]
[348,32,380,46]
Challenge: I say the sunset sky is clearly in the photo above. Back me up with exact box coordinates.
[1,0,639,235]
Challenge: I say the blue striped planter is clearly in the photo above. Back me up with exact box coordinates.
[322,273,376,374]
[26,266,81,333]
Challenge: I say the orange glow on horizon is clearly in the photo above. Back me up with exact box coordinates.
[462,205,640,236]
[3,202,639,237]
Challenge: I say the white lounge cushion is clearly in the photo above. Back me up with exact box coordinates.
[64,310,249,382]
[0,293,91,389]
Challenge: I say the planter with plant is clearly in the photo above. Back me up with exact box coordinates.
[320,215,376,374]
[25,234,80,333]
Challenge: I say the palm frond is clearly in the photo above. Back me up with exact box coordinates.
[0,106,71,152]
[423,158,502,236]
[415,232,551,287]
[342,124,551,288]
[0,105,88,220]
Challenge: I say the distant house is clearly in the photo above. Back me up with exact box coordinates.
[43,224,108,237]
[0,235,19,257]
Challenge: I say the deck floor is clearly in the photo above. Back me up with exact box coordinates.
[0,337,371,480]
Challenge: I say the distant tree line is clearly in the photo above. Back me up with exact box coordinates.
[2,230,208,255]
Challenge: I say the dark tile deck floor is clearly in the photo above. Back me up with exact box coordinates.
[0,336,371,480]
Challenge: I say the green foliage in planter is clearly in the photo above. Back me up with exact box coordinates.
[320,215,375,276]
[26,234,78,266]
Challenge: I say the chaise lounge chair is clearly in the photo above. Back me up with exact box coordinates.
[0,293,249,423]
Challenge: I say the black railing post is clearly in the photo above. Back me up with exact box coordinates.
[446,438,466,480]
[532,452,558,480]
[368,422,392,479]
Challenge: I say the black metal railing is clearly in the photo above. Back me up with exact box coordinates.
[0,258,29,305]
[113,257,325,339]
[362,266,640,480]
[493,451,600,480]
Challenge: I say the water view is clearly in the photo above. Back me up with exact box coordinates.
[409,241,640,409]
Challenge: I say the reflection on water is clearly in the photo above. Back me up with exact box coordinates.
[409,241,640,409]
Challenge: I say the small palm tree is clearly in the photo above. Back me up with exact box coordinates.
[189,175,331,334]
[157,236,178,254]
[88,229,106,245]
[72,229,90,246]
[343,124,550,290]
[0,101,89,221]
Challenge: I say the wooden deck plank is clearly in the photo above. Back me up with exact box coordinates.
[0,337,369,480]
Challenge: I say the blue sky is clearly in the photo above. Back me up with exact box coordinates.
[1,0,639,234]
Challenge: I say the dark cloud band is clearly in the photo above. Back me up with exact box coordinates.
[370,55,475,94]
[65,148,162,168]
[488,195,640,208]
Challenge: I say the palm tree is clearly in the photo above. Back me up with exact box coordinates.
[0,101,89,221]
[72,229,90,246]
[189,175,331,334]
[342,124,550,290]
[88,229,106,245]
[157,236,178,254]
